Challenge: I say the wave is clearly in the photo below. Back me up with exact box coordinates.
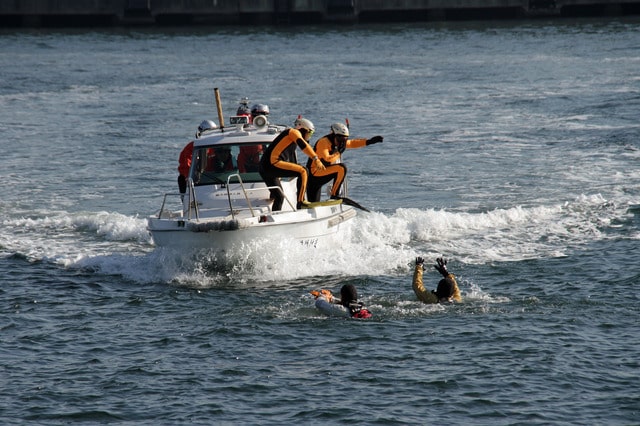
[0,210,152,263]
[1,191,634,286]
[358,192,634,264]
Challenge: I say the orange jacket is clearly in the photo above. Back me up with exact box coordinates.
[178,141,194,177]
[308,135,367,174]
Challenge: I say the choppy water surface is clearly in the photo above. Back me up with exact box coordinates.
[1,17,639,424]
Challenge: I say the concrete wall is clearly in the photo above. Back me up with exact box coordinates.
[0,0,119,14]
[0,0,638,26]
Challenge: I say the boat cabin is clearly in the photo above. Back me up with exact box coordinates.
[183,116,300,217]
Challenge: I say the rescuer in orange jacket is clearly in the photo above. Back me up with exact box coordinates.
[306,122,383,202]
[177,120,217,195]
[413,257,462,304]
[259,117,325,211]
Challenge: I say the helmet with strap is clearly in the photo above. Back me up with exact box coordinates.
[330,122,349,137]
[294,117,315,133]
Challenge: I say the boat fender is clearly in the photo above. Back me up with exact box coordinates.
[186,219,245,232]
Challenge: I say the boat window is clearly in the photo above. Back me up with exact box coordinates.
[190,143,267,185]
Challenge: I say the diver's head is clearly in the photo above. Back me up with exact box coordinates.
[340,284,358,308]
[294,117,315,141]
[330,122,349,145]
[435,278,455,302]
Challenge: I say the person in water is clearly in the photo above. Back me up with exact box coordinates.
[413,257,462,304]
[259,117,325,211]
[306,122,383,202]
[311,284,372,319]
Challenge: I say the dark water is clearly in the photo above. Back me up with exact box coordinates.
[1,18,639,424]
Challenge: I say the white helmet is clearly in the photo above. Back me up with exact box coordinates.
[196,120,217,138]
[330,122,349,137]
[294,117,315,133]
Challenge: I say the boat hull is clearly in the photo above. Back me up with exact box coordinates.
[147,203,356,251]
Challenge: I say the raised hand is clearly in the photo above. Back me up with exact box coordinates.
[434,257,449,277]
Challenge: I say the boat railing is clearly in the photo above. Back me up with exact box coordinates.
[225,173,295,218]
[226,173,254,218]
[157,176,295,220]
[189,179,199,219]
[157,180,199,220]
[157,192,184,219]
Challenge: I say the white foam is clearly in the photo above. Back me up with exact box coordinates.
[0,188,636,286]
[1,210,151,264]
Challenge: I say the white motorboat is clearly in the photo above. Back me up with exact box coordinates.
[147,94,357,252]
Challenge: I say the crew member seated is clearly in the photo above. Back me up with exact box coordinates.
[208,147,235,172]
[238,145,263,173]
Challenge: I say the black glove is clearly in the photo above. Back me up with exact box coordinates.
[433,257,449,277]
[366,136,383,145]
[415,257,425,270]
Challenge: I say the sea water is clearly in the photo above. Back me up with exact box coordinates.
[1,18,639,424]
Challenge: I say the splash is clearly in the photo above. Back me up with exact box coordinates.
[0,210,152,264]
[0,192,631,286]
[354,193,622,264]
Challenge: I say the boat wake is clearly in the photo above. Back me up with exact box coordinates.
[358,193,626,265]
[1,191,637,286]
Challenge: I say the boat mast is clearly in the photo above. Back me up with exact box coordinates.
[214,87,225,132]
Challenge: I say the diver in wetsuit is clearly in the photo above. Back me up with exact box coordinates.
[413,257,462,304]
[306,122,383,202]
[259,117,325,211]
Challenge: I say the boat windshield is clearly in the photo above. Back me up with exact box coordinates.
[190,143,266,185]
